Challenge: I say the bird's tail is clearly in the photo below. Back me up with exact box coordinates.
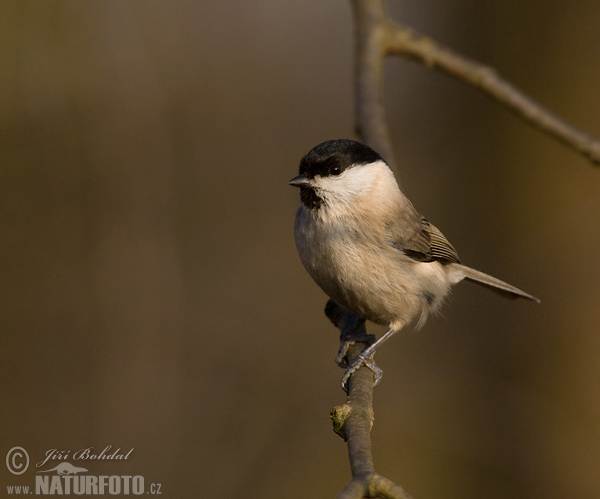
[450,263,540,303]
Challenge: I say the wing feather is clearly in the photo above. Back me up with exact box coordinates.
[394,217,460,264]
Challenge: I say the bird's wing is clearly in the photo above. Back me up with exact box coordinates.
[395,217,461,264]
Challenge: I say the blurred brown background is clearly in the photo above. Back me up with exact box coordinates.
[1,1,599,498]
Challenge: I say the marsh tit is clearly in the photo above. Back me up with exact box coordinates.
[289,139,539,389]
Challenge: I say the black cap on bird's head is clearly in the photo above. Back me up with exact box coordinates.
[289,139,384,188]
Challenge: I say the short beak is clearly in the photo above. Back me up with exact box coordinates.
[288,174,312,188]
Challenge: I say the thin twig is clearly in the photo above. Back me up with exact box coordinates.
[384,21,600,165]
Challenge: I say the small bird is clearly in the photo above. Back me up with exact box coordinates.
[289,139,539,389]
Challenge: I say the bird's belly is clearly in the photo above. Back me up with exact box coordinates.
[296,218,451,328]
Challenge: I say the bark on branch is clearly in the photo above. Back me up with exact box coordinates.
[327,302,412,499]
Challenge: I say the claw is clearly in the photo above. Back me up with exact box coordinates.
[336,337,370,367]
[336,329,375,368]
[336,340,353,368]
[341,353,383,392]
[339,326,400,391]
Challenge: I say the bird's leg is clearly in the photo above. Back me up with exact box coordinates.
[324,300,376,368]
[335,316,373,367]
[341,327,398,391]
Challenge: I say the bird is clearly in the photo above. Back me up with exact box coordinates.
[289,139,539,390]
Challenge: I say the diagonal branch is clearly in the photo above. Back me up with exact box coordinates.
[384,21,600,165]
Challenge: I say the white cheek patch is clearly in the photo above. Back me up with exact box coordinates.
[316,160,390,204]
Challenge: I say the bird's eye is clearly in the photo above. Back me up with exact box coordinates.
[329,164,342,176]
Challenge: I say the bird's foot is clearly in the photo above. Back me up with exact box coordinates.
[341,352,383,392]
[340,326,400,391]
[336,331,374,368]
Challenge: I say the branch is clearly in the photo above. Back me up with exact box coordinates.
[351,0,397,168]
[352,0,600,165]
[327,302,412,499]
[384,22,600,164]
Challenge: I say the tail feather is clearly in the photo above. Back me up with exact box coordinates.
[450,264,540,303]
